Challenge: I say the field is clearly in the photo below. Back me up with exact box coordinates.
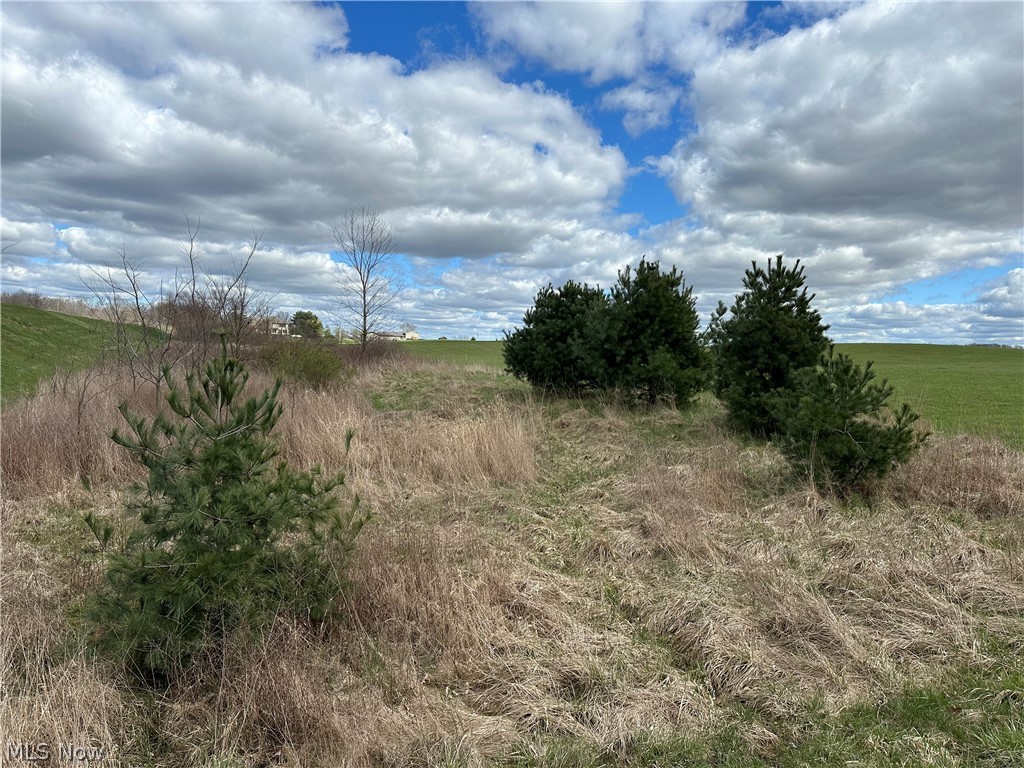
[2,307,1023,766]
[406,339,1024,447]
[836,344,1024,448]
[405,338,507,367]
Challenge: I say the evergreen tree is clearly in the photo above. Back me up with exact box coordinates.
[503,280,611,393]
[290,310,325,339]
[772,348,928,490]
[86,343,368,678]
[608,258,705,406]
[707,255,830,436]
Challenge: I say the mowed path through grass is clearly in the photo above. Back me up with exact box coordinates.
[406,339,1023,447]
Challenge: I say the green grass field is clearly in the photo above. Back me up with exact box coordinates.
[404,338,506,367]
[407,339,1023,447]
[836,343,1023,448]
[0,304,122,401]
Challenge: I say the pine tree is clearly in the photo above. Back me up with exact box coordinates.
[608,258,705,406]
[503,280,611,393]
[772,348,928,490]
[86,343,368,677]
[707,255,830,436]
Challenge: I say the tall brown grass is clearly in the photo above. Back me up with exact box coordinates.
[3,356,1023,765]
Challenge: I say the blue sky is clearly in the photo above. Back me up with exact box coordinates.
[2,1,1022,344]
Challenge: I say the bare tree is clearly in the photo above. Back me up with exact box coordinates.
[332,207,401,349]
[86,216,270,392]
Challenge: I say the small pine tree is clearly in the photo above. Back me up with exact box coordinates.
[772,349,928,490]
[86,343,368,678]
[503,280,611,393]
[608,258,705,406]
[707,255,830,436]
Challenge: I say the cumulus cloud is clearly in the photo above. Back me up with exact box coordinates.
[474,1,746,82]
[601,80,683,137]
[646,1,1022,338]
[659,2,1023,228]
[1,1,1020,345]
[978,268,1024,321]
[1,1,630,329]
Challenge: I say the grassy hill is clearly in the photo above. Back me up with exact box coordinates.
[0,304,121,401]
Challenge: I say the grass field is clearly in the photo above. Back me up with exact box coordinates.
[836,344,1023,447]
[3,310,1020,444]
[405,338,507,367]
[0,304,124,401]
[406,339,1023,447]
[2,347,1022,767]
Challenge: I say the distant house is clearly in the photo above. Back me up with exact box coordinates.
[370,330,419,341]
[268,320,290,336]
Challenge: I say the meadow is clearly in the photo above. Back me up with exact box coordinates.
[2,309,1024,765]
[2,310,1023,766]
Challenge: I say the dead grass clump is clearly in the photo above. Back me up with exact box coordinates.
[607,443,746,562]
[277,385,539,504]
[343,521,506,659]
[1,497,137,763]
[164,620,520,767]
[1,369,136,497]
[884,434,1024,517]
[0,654,133,764]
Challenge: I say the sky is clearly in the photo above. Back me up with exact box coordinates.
[2,0,1022,344]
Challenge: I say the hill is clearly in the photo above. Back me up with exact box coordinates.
[0,304,121,401]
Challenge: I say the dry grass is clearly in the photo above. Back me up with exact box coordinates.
[2,357,1023,766]
[883,433,1024,518]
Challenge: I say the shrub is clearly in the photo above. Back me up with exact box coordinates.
[85,345,368,678]
[503,280,611,393]
[608,257,705,406]
[707,255,830,436]
[258,339,350,389]
[772,349,928,490]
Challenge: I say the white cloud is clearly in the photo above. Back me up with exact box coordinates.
[1,2,1020,345]
[474,2,746,82]
[978,268,1024,321]
[601,80,683,137]
[661,3,1023,227]
[646,1,1023,339]
[1,1,628,335]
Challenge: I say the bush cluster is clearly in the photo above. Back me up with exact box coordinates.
[85,346,368,678]
[504,258,704,406]
[772,348,928,489]
[258,338,351,390]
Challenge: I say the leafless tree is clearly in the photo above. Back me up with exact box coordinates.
[86,216,271,392]
[331,207,401,350]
